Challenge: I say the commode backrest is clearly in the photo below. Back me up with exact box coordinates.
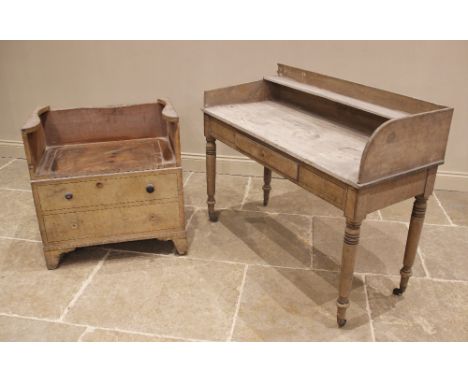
[40,103,166,145]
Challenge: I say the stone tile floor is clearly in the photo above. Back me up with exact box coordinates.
[0,158,467,341]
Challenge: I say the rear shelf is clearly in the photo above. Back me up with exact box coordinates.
[265,75,410,120]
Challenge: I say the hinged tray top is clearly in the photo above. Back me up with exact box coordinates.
[36,137,176,178]
[22,100,182,180]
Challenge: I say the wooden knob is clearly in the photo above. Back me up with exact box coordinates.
[96,182,104,188]
[146,184,155,193]
[65,192,73,200]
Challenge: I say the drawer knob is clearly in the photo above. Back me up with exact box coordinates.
[146,184,155,194]
[65,192,73,200]
[96,182,104,189]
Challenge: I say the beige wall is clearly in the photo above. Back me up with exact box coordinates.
[1,41,467,185]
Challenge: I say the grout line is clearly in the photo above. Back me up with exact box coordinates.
[368,216,411,226]
[432,192,456,226]
[0,312,87,327]
[75,324,202,342]
[183,171,194,187]
[77,326,94,342]
[188,257,313,272]
[79,325,205,342]
[102,245,315,272]
[239,177,252,210]
[0,235,41,243]
[101,247,247,267]
[0,187,32,192]
[0,312,204,342]
[417,247,431,278]
[184,204,204,210]
[58,251,110,322]
[236,207,308,218]
[227,264,248,341]
[309,215,314,269]
[377,210,383,221]
[355,270,468,284]
[99,246,165,258]
[312,267,341,274]
[0,158,15,171]
[185,207,199,230]
[362,275,376,342]
[426,277,468,284]
[413,222,454,228]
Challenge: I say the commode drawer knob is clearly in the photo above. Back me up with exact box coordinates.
[146,184,155,193]
[65,192,73,200]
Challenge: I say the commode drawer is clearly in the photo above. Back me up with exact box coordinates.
[35,172,179,212]
[43,200,181,243]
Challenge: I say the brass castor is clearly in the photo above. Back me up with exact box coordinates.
[337,318,347,328]
[393,287,405,296]
[262,186,271,206]
[208,210,218,222]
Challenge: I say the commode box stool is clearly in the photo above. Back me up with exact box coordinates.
[203,64,453,327]
[22,99,188,270]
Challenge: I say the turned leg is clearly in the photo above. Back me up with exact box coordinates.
[173,237,188,255]
[206,136,217,222]
[393,195,428,296]
[336,219,362,327]
[263,167,272,206]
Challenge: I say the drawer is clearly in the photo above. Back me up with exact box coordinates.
[299,166,346,208]
[44,200,181,243]
[210,118,236,144]
[235,134,298,179]
[35,172,178,212]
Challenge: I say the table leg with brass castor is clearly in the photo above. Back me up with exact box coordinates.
[336,219,362,327]
[263,167,272,206]
[393,195,428,296]
[206,136,217,222]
